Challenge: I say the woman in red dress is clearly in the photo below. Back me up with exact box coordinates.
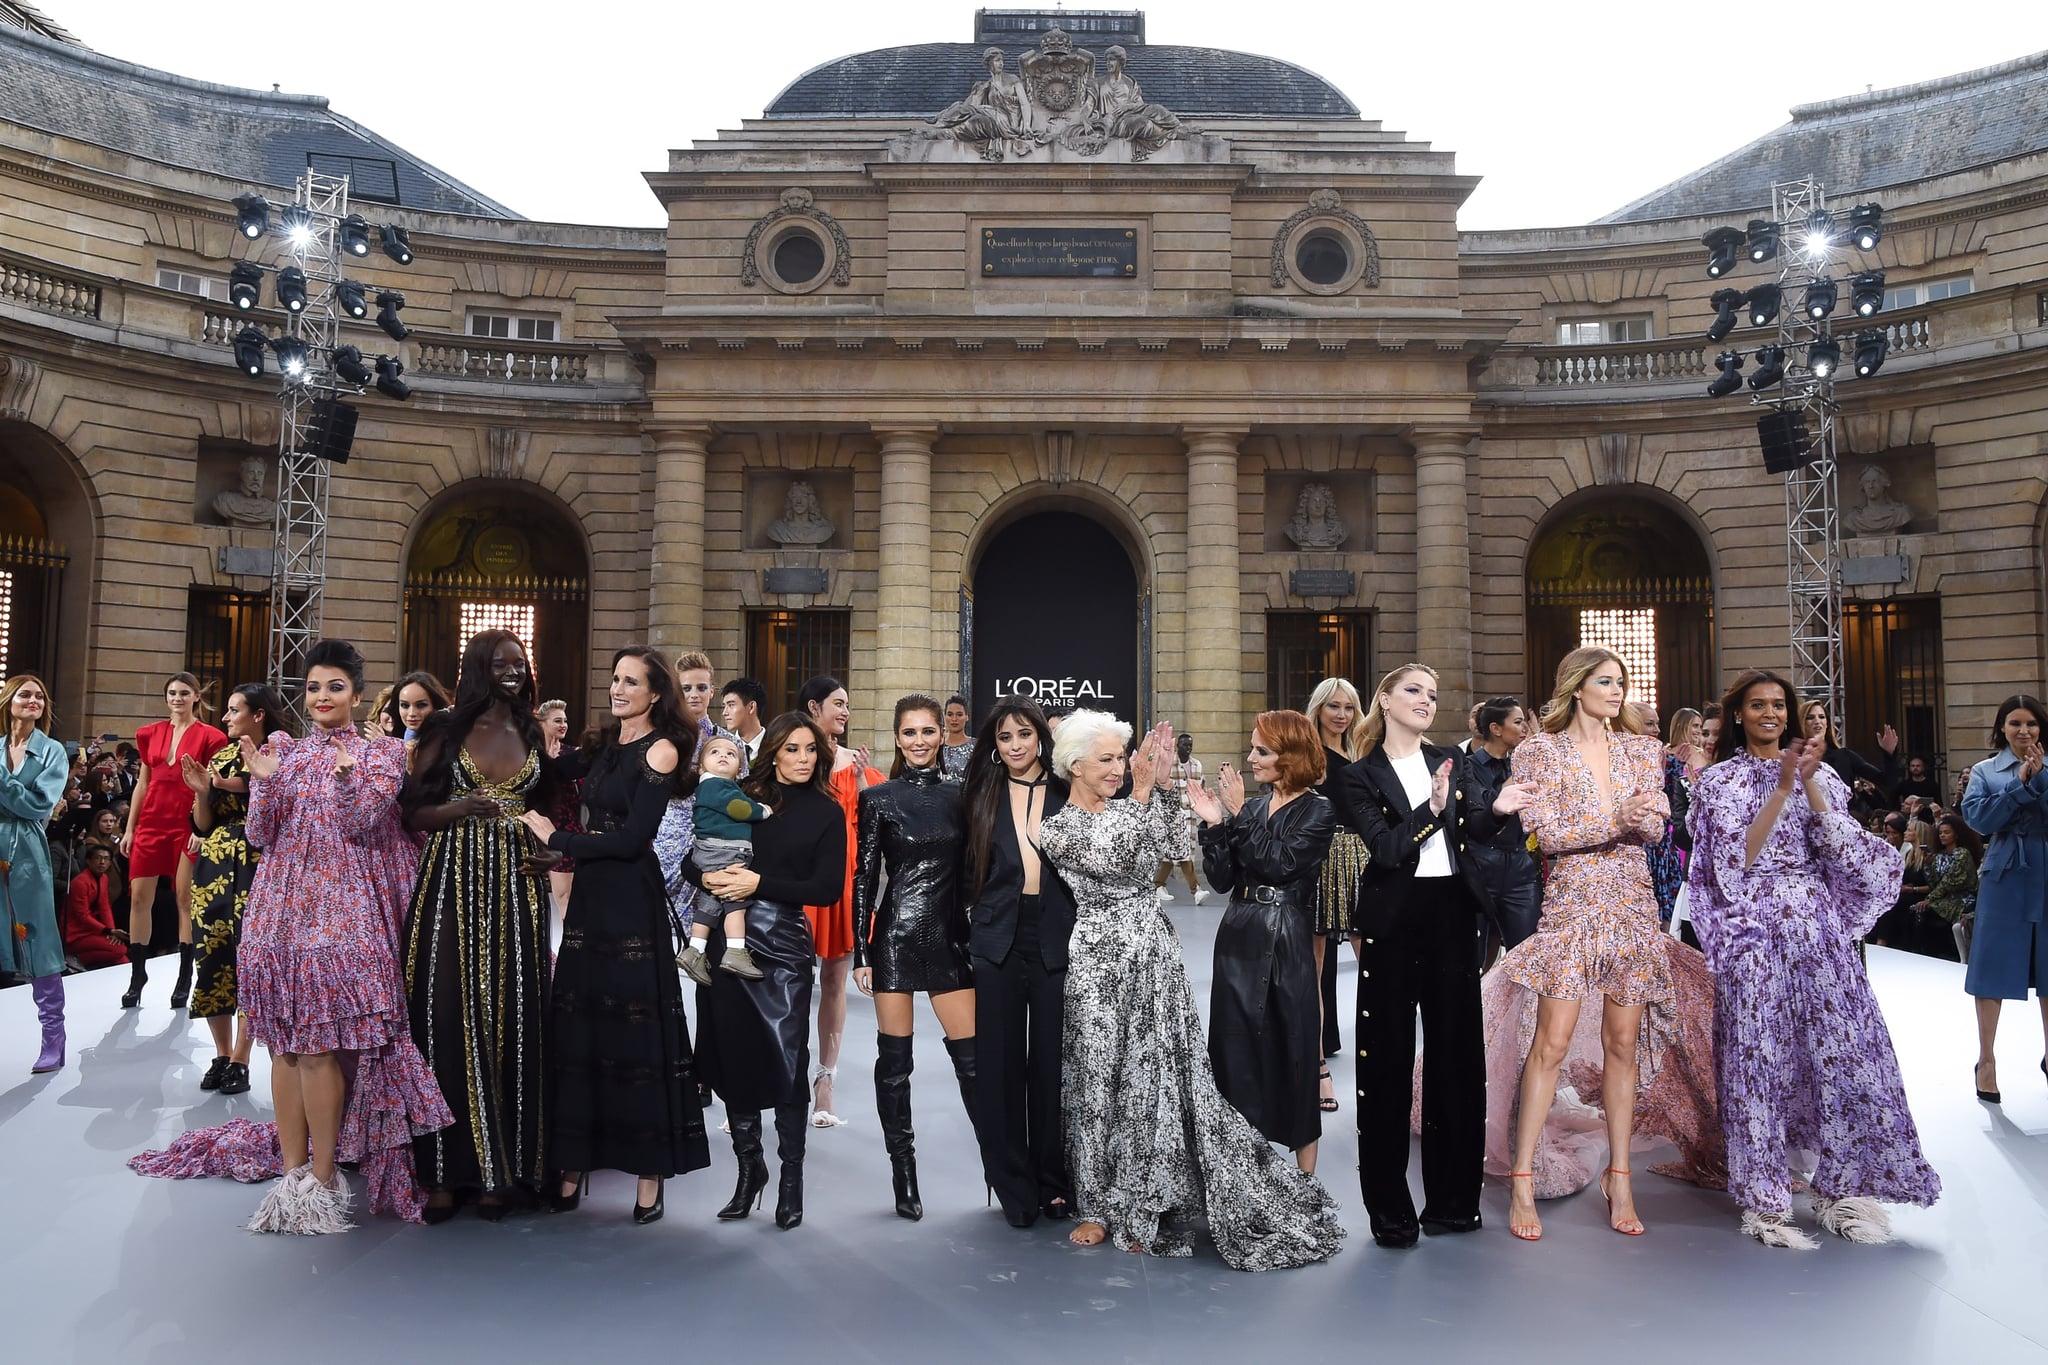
[119,672,226,1009]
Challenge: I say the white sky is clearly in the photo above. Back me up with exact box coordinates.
[65,0,2048,230]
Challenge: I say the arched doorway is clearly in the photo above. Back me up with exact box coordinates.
[968,510,1143,726]
[1525,494,1714,717]
[401,485,591,721]
[0,420,93,706]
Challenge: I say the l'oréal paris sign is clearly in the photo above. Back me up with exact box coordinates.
[993,676,1116,706]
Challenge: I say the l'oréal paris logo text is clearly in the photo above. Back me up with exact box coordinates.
[994,676,1114,704]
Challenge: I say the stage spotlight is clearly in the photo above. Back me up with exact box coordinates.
[380,224,414,265]
[1806,338,1841,379]
[1802,279,1838,320]
[1747,344,1786,390]
[1705,350,1744,397]
[269,334,311,382]
[1745,283,1782,327]
[336,279,369,319]
[1702,226,1744,278]
[280,205,314,246]
[1851,270,1886,317]
[340,214,372,257]
[375,290,411,341]
[1801,209,1835,257]
[229,261,263,311]
[332,345,373,385]
[1745,218,1779,263]
[1707,287,1744,341]
[1849,203,1883,250]
[232,326,267,377]
[374,354,412,400]
[1854,329,1889,378]
[232,193,270,240]
[275,266,308,313]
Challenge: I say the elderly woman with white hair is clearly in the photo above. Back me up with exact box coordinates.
[1036,711,1344,1272]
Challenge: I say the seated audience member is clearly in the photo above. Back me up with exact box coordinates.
[65,844,129,970]
[1892,755,1943,804]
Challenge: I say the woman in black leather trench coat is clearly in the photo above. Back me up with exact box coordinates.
[1192,710,1336,1173]
[853,693,988,1221]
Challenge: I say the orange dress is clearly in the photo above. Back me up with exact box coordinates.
[805,757,885,959]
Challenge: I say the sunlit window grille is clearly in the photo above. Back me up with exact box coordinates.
[459,602,537,678]
[1578,607,1657,712]
[0,569,13,682]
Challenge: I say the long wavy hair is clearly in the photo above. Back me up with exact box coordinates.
[743,711,834,806]
[0,672,54,735]
[405,632,551,811]
[1305,677,1368,761]
[590,646,697,798]
[382,669,452,737]
[1357,662,1437,759]
[1713,668,1802,763]
[887,693,946,780]
[1538,647,1643,735]
[962,698,1066,900]
[164,670,212,722]
[226,681,295,741]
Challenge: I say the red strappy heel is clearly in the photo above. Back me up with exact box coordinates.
[1601,1167,1645,1236]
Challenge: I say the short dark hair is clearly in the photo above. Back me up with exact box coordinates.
[720,677,767,712]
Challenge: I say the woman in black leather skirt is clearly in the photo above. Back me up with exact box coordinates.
[1192,710,1335,1173]
[853,693,987,1220]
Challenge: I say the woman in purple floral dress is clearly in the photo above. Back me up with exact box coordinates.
[1687,668,1940,1249]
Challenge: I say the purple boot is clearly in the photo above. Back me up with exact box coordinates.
[31,975,65,1074]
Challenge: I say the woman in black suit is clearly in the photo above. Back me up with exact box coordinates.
[963,699,1076,1227]
[1338,663,1532,1248]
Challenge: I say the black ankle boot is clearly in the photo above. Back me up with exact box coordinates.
[169,944,195,1010]
[875,1033,921,1220]
[121,944,148,1009]
[718,1112,769,1219]
[773,1100,807,1229]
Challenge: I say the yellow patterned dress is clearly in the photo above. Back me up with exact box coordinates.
[188,742,256,1020]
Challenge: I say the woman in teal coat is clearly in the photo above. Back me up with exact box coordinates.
[1958,693,2048,1103]
[2,673,71,1073]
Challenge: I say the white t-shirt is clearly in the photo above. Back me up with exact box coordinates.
[1388,749,1454,879]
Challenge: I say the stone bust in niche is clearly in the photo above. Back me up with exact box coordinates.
[1845,464,1912,536]
[766,479,836,546]
[213,454,276,527]
[1283,482,1347,550]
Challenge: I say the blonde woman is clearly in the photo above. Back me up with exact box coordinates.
[1667,708,1705,778]
[1307,676,1368,1108]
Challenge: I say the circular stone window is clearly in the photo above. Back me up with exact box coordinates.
[751,220,841,296]
[773,231,826,286]
[1278,215,1375,296]
[1294,231,1351,287]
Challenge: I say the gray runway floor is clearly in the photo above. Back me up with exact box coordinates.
[3,906,2045,1364]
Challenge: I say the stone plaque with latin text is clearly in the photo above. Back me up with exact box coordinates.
[981,227,1138,278]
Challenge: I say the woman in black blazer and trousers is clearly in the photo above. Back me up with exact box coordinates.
[1338,664,1532,1247]
[962,699,1077,1228]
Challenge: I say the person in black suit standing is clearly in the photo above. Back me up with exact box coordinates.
[962,698,1077,1228]
[1339,663,1533,1248]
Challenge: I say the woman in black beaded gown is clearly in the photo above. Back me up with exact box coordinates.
[852,693,988,1220]
[519,646,708,1224]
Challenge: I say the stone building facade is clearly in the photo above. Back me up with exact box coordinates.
[3,10,2046,782]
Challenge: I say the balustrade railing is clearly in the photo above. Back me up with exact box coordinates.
[0,253,101,320]
[413,338,591,384]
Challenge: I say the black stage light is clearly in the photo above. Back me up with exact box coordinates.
[1707,287,1744,342]
[1746,218,1779,263]
[275,265,308,313]
[336,279,369,319]
[380,224,414,265]
[269,334,311,382]
[1806,338,1841,379]
[340,214,372,257]
[1802,279,1838,320]
[1702,226,1744,278]
[1747,343,1786,390]
[232,193,270,240]
[374,354,412,400]
[375,290,410,341]
[232,326,267,376]
[1757,409,1815,474]
[1804,209,1835,247]
[1705,350,1744,397]
[1746,282,1782,327]
[332,345,373,385]
[1849,203,1883,251]
[1851,270,1886,317]
[279,204,313,244]
[1855,329,1889,378]
[305,398,359,464]
[229,260,263,311]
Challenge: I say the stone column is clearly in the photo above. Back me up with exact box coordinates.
[1183,429,1247,750]
[1409,427,1477,729]
[647,424,711,656]
[873,427,937,730]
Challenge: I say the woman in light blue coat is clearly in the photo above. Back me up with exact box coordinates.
[1958,693,2048,1104]
[2,673,71,1073]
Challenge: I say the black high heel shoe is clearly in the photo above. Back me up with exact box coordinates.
[477,1194,509,1223]
[633,1178,665,1225]
[775,1164,803,1230]
[718,1154,770,1219]
[421,1188,457,1226]
[549,1172,589,1213]
[1975,1062,2001,1104]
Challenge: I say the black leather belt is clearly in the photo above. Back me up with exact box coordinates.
[1240,884,1283,905]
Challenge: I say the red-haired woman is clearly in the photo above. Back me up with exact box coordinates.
[119,673,226,1009]
[1190,710,1335,1174]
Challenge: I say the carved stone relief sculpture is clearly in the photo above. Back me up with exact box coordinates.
[212,454,276,527]
[739,187,853,290]
[766,480,836,546]
[1283,481,1348,549]
[1845,464,1912,535]
[928,49,1049,161]
[923,29,1195,161]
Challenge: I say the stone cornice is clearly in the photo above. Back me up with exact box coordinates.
[614,312,1518,354]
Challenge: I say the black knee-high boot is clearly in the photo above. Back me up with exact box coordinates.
[170,943,195,1010]
[944,1035,1013,1220]
[773,1100,807,1229]
[875,1033,921,1220]
[121,943,149,1009]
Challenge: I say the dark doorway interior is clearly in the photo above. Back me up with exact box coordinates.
[970,512,1141,726]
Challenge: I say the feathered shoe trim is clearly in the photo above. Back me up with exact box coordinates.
[246,1166,355,1235]
[247,1166,313,1234]
[1813,1196,1892,1245]
[1740,1208,1819,1250]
